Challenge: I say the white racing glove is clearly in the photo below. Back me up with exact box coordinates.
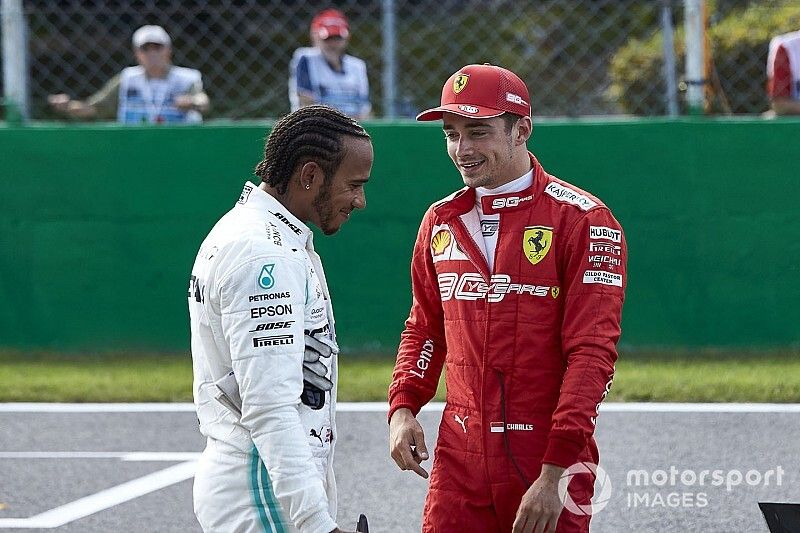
[302,331,338,410]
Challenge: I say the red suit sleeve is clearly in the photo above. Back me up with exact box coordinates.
[543,208,627,467]
[388,210,447,421]
[769,45,792,99]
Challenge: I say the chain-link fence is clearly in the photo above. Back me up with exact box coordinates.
[3,0,797,121]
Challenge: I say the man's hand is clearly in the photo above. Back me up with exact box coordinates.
[48,94,95,118]
[301,332,337,409]
[512,464,566,533]
[175,93,210,113]
[389,408,429,479]
[48,93,71,112]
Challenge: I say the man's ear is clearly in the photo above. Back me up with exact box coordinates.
[515,116,533,146]
[298,161,323,190]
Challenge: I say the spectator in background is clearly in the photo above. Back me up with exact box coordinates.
[48,25,209,124]
[767,30,800,116]
[289,9,371,119]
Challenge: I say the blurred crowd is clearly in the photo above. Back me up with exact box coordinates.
[43,9,800,123]
[48,9,374,124]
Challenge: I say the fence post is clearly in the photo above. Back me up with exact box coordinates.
[684,0,705,115]
[381,0,397,118]
[661,0,679,116]
[2,0,29,123]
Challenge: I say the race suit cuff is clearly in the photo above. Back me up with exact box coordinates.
[387,392,421,423]
[298,509,336,533]
[542,432,585,468]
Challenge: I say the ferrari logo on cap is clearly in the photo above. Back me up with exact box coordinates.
[523,226,553,266]
[551,287,560,299]
[453,74,469,94]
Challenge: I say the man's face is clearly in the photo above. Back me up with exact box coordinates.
[312,137,373,235]
[134,43,171,72]
[443,113,519,189]
[313,34,348,60]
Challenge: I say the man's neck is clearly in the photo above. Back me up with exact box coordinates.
[486,154,532,190]
[321,51,343,72]
[259,182,306,221]
[145,65,170,79]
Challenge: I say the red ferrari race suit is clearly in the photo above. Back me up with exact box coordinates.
[388,154,627,532]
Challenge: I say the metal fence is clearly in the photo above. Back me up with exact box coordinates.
[1,0,790,121]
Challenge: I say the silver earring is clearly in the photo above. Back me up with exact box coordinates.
[305,184,311,190]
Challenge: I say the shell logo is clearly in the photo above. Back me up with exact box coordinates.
[431,230,452,256]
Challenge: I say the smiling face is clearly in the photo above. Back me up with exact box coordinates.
[311,136,373,235]
[442,112,532,189]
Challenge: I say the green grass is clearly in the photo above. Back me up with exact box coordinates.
[0,349,798,403]
[612,349,800,402]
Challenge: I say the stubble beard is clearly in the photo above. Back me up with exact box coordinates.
[313,183,338,236]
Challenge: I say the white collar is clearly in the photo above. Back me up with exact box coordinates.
[236,181,312,246]
[474,169,534,201]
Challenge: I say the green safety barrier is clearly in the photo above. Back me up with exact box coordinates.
[1,118,798,352]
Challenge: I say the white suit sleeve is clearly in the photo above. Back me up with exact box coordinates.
[217,252,337,533]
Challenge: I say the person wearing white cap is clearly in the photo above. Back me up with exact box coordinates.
[49,25,209,124]
[288,9,371,119]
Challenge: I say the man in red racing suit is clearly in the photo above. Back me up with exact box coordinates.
[388,64,627,532]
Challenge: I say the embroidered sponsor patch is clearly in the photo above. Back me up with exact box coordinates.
[589,242,622,255]
[589,226,622,243]
[481,220,499,237]
[523,226,553,266]
[238,183,253,204]
[431,230,452,256]
[431,224,469,263]
[544,182,597,211]
[258,264,275,289]
[583,270,623,287]
[453,73,469,94]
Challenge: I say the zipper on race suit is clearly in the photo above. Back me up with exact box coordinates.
[449,216,491,281]
[495,369,531,487]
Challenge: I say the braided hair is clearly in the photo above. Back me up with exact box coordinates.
[254,105,370,195]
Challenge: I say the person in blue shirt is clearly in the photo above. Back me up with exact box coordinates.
[49,25,210,124]
[289,9,371,120]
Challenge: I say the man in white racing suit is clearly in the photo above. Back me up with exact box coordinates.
[189,105,372,533]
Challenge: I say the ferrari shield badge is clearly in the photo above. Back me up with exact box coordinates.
[523,226,553,266]
[453,73,469,94]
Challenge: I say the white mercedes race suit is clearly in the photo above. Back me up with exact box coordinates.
[189,182,338,533]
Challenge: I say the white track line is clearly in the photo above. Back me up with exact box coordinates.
[0,461,197,529]
[1,402,800,413]
[0,452,200,461]
[0,403,197,412]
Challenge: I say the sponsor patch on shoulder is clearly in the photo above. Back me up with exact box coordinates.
[544,182,597,211]
[583,270,623,287]
[238,183,254,204]
[431,224,469,263]
[589,226,622,243]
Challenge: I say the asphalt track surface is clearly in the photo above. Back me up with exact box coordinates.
[0,403,797,532]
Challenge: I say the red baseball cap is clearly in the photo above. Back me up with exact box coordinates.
[416,64,531,121]
[311,9,350,40]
